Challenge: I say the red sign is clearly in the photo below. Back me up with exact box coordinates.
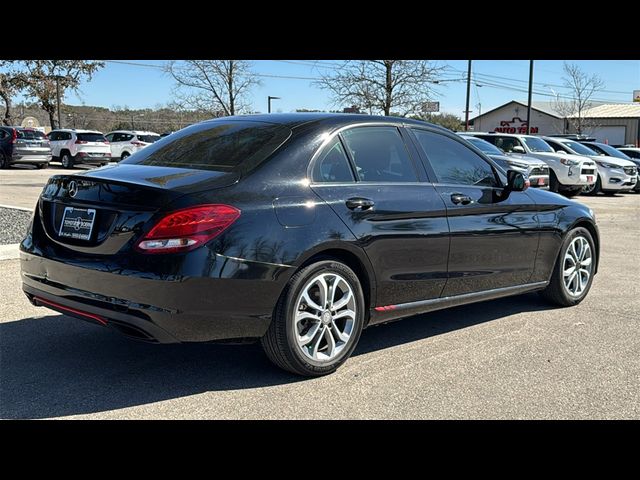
[493,117,538,134]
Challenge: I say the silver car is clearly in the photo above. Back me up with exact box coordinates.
[460,134,549,188]
[543,137,637,195]
[0,127,52,169]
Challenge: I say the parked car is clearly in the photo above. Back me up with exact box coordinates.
[20,114,600,376]
[48,129,111,169]
[104,130,161,161]
[0,127,51,169]
[579,141,639,193]
[543,137,637,195]
[465,132,596,197]
[617,147,640,160]
[459,134,549,188]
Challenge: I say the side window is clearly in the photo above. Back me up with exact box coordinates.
[312,136,354,183]
[413,129,499,187]
[0,130,7,139]
[104,133,114,142]
[63,132,72,141]
[492,136,523,153]
[47,132,56,141]
[111,133,122,142]
[341,126,418,182]
[122,134,134,142]
[550,141,568,153]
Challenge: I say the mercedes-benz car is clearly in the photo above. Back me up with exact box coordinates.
[543,137,637,195]
[459,134,549,188]
[20,114,600,376]
[466,132,596,197]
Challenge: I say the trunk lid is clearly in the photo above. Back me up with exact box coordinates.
[37,164,239,255]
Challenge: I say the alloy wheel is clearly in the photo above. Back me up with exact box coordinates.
[293,272,356,362]
[563,236,593,297]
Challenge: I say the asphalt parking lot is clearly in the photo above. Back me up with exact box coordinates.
[1,165,639,419]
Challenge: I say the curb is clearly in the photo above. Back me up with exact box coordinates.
[0,243,20,261]
[0,204,34,212]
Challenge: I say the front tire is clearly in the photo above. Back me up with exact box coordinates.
[261,260,365,376]
[562,187,582,198]
[120,152,130,161]
[61,152,74,169]
[581,175,601,196]
[540,227,596,307]
[549,170,560,193]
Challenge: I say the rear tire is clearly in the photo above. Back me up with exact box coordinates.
[61,152,74,169]
[581,175,601,196]
[540,227,596,307]
[36,162,49,169]
[549,170,560,193]
[120,152,130,161]
[562,187,582,198]
[0,152,8,169]
[261,260,365,377]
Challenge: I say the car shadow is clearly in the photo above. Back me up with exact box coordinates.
[0,293,556,419]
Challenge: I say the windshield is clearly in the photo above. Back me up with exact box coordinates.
[522,137,554,153]
[465,136,503,155]
[17,129,46,140]
[124,120,292,172]
[561,140,598,156]
[136,135,161,143]
[588,143,631,160]
[76,133,107,142]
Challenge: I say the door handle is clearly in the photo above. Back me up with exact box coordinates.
[346,197,375,210]
[450,193,473,205]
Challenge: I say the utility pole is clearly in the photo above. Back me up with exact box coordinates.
[268,96,280,113]
[526,60,534,135]
[464,60,472,131]
[55,77,62,129]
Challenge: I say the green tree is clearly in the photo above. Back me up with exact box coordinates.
[409,112,463,131]
[0,61,27,126]
[19,60,104,129]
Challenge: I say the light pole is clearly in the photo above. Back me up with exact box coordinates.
[54,75,63,129]
[268,96,281,113]
[526,60,534,135]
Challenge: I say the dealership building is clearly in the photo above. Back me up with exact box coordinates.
[470,100,640,146]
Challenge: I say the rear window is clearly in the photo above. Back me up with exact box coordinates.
[136,135,161,143]
[76,133,107,142]
[124,120,292,172]
[17,129,46,140]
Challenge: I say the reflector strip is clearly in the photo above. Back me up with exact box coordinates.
[34,296,108,325]
[374,305,398,312]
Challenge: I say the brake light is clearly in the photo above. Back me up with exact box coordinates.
[131,141,146,146]
[75,140,88,144]
[135,204,240,254]
[11,128,17,144]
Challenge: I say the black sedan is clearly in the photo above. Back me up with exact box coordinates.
[20,114,600,376]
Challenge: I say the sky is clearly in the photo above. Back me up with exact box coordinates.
[18,60,640,118]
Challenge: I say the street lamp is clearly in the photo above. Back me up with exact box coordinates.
[268,96,281,113]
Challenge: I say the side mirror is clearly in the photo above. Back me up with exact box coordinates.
[507,170,528,191]
[555,149,565,153]
[512,146,525,154]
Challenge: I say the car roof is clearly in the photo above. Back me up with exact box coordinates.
[51,128,103,134]
[198,112,452,133]
[108,130,160,135]
[466,131,538,139]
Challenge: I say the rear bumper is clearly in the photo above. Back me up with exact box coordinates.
[12,154,52,163]
[74,154,111,165]
[20,249,294,343]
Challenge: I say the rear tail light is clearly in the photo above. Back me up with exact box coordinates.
[135,204,240,254]
[75,140,88,144]
[11,128,17,144]
[131,141,146,146]
[105,152,111,157]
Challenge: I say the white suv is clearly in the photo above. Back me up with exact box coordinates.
[104,130,161,161]
[466,132,597,197]
[48,129,112,169]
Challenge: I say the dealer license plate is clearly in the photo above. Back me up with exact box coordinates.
[58,207,96,241]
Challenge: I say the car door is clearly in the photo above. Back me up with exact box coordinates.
[409,128,539,297]
[310,125,450,309]
[109,133,124,158]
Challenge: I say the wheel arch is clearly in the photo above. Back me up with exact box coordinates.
[295,245,376,325]
[569,219,600,274]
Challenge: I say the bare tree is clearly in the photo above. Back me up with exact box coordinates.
[555,62,604,135]
[314,60,443,116]
[18,60,104,129]
[165,60,261,116]
[0,61,27,126]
